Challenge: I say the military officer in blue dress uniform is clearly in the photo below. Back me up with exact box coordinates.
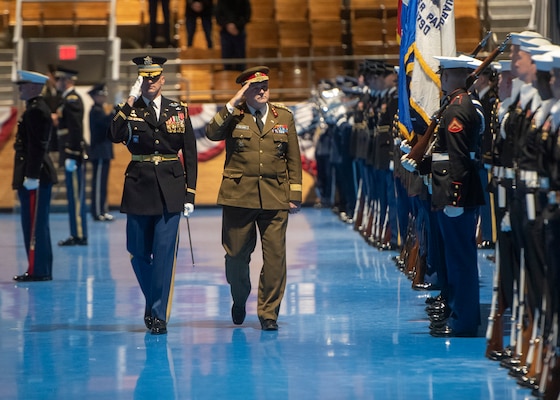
[205,66,302,331]
[428,55,486,337]
[110,55,198,335]
[54,66,88,246]
[12,70,58,281]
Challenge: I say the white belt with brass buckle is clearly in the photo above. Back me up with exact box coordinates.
[504,168,515,179]
[432,152,476,162]
[519,170,539,187]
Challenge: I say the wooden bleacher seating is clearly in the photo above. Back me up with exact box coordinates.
[278,20,310,49]
[310,20,342,48]
[212,70,240,103]
[275,0,307,22]
[455,15,482,54]
[351,16,385,54]
[246,20,279,59]
[308,0,341,21]
[250,0,275,21]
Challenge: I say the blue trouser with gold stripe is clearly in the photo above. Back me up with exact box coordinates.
[127,211,180,322]
[65,164,88,239]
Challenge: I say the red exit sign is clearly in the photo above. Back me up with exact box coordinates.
[58,45,78,61]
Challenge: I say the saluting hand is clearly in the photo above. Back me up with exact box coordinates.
[128,75,143,102]
[228,82,250,108]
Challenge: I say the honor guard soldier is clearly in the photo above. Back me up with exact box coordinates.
[472,62,500,250]
[428,55,486,337]
[205,66,302,331]
[372,63,399,250]
[87,83,114,222]
[54,66,88,246]
[110,55,198,334]
[12,70,58,281]
[537,49,560,400]
[511,47,560,392]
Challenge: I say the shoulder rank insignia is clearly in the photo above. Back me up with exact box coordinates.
[271,102,293,115]
[448,117,464,134]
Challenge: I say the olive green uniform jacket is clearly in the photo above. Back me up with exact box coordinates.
[206,102,302,209]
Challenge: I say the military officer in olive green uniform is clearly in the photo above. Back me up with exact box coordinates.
[205,66,303,331]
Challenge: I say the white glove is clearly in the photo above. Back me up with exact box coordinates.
[129,75,143,100]
[23,177,39,190]
[400,154,417,172]
[443,205,464,217]
[65,158,77,172]
[400,139,412,154]
[500,211,512,232]
[183,203,194,217]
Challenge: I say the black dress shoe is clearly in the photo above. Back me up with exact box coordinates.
[231,304,246,325]
[144,315,154,330]
[517,374,539,390]
[430,325,476,337]
[94,213,114,222]
[58,236,88,246]
[413,282,442,291]
[151,318,167,335]
[260,319,278,331]
[425,301,447,313]
[429,320,448,330]
[478,240,495,250]
[13,273,52,282]
[425,294,443,305]
[378,242,398,251]
[428,308,451,322]
[508,365,528,378]
[488,349,512,361]
[500,357,522,370]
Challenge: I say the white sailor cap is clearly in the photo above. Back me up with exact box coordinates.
[15,70,49,85]
[532,53,554,71]
[519,37,553,54]
[497,60,512,72]
[549,51,560,69]
[510,31,543,46]
[434,54,481,71]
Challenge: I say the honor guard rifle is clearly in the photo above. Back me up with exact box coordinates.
[470,30,492,58]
